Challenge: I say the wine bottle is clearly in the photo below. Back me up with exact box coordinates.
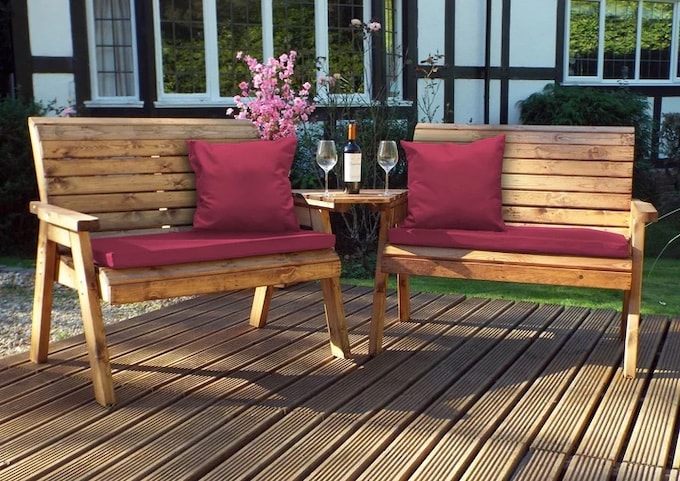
[343,122,362,194]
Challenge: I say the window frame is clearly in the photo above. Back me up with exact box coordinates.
[150,0,398,107]
[84,0,143,107]
[564,0,680,85]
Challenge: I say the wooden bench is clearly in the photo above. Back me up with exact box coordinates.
[28,116,351,407]
[370,123,658,377]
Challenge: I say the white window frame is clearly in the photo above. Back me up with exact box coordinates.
[564,0,680,86]
[151,0,397,107]
[84,0,143,107]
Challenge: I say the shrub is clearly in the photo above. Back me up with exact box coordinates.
[0,96,45,256]
[517,83,654,201]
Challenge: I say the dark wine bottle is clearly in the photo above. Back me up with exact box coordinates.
[343,122,362,194]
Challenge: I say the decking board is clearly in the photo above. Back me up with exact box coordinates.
[0,285,678,480]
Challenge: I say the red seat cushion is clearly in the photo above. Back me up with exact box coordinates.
[91,230,336,269]
[388,225,630,259]
[401,135,506,231]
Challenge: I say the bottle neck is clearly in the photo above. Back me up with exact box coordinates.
[348,123,357,142]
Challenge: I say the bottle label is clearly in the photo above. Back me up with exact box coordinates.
[344,153,362,182]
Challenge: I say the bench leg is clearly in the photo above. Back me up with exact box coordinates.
[70,232,116,407]
[397,274,411,322]
[320,277,350,358]
[369,270,389,356]
[623,282,642,378]
[30,221,56,363]
[250,285,274,328]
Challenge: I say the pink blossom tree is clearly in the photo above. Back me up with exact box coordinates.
[227,50,315,140]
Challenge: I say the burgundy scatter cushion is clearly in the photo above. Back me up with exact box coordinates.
[388,225,630,259]
[187,136,300,233]
[90,229,336,269]
[401,135,506,231]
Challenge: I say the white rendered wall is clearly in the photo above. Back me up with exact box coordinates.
[507,80,552,124]
[33,73,75,114]
[418,0,446,60]
[27,0,72,57]
[509,0,557,67]
[27,0,74,110]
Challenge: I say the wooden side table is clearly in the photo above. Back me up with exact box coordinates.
[293,189,408,355]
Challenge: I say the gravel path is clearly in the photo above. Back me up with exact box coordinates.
[0,267,186,359]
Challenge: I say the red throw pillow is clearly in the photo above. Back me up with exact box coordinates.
[187,136,300,232]
[401,134,506,231]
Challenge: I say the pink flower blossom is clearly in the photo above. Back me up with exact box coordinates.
[228,50,315,140]
[368,22,381,32]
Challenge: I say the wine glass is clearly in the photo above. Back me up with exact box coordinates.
[377,140,398,196]
[316,140,338,197]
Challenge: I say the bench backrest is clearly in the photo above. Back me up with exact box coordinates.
[412,123,635,237]
[29,117,260,235]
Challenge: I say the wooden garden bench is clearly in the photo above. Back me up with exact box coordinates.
[370,123,658,377]
[28,116,350,407]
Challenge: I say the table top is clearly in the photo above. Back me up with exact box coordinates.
[292,189,407,210]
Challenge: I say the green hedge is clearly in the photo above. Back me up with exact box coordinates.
[0,97,45,256]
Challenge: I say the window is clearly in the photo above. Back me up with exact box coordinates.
[566,0,678,84]
[85,0,140,105]
[151,0,402,106]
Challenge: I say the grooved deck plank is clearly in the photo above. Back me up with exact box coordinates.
[0,288,676,480]
[574,316,668,461]
[621,317,680,469]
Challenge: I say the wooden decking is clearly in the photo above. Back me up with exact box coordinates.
[1,282,678,481]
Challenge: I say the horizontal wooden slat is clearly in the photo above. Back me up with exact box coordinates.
[31,117,259,141]
[382,256,632,290]
[92,209,196,231]
[52,191,197,214]
[503,158,633,177]
[98,250,341,303]
[46,173,195,195]
[502,174,632,194]
[383,244,633,272]
[503,206,631,228]
[503,190,631,210]
[504,143,633,162]
[43,156,192,176]
[413,123,636,146]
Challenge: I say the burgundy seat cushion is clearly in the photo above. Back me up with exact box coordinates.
[91,229,336,269]
[388,225,630,259]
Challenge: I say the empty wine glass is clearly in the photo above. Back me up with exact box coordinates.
[377,140,398,196]
[316,140,337,197]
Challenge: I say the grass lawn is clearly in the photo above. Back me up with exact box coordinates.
[3,255,678,318]
[344,257,680,318]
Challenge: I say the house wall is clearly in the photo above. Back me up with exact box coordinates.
[13,0,680,128]
[25,0,75,113]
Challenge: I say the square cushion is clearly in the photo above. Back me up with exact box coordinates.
[90,229,336,269]
[187,136,300,233]
[388,225,630,259]
[401,135,506,231]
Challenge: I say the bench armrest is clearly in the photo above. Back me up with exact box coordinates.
[30,201,100,232]
[631,199,658,224]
